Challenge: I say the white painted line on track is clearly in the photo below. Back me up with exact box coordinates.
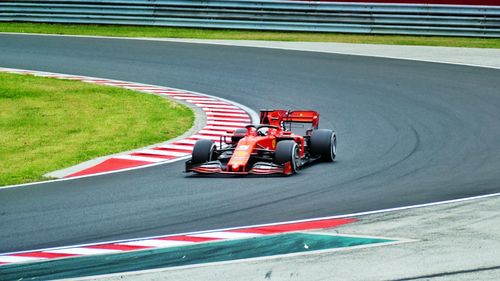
[46,248,122,255]
[0,256,45,263]
[191,232,262,239]
[118,240,194,248]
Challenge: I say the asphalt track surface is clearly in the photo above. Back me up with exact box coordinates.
[1,34,500,253]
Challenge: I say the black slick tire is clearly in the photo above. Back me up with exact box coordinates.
[310,129,336,162]
[275,140,300,173]
[191,139,216,164]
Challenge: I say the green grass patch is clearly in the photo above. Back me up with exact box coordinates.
[0,72,194,186]
[1,22,500,49]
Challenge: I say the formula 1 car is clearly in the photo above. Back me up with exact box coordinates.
[185,109,336,175]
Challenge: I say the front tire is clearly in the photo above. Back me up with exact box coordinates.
[310,129,336,162]
[275,140,300,173]
[191,139,216,164]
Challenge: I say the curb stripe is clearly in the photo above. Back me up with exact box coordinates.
[113,155,167,163]
[206,113,251,118]
[0,256,43,263]
[86,244,150,251]
[204,109,248,114]
[203,126,243,131]
[207,118,252,122]
[45,248,122,255]
[190,135,225,141]
[197,130,233,136]
[117,240,194,248]
[174,139,197,145]
[159,236,220,243]
[136,149,190,157]
[0,218,355,266]
[13,252,77,259]
[157,144,194,151]
[190,232,262,239]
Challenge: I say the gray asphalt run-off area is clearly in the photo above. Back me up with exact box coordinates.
[79,195,500,281]
[1,35,500,280]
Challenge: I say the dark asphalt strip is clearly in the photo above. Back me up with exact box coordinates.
[1,34,500,253]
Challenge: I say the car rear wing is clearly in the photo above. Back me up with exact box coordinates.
[260,109,319,132]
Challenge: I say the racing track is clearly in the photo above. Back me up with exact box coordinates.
[1,34,500,253]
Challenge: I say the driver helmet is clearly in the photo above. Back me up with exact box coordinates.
[257,127,269,136]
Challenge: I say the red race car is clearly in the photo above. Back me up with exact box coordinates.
[185,109,337,175]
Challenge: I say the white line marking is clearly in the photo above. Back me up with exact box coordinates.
[190,232,262,239]
[0,256,45,263]
[46,248,122,255]
[118,239,193,247]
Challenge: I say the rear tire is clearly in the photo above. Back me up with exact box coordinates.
[191,139,216,164]
[310,129,336,162]
[275,140,300,173]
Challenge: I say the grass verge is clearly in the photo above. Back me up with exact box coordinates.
[0,72,194,186]
[1,22,500,49]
